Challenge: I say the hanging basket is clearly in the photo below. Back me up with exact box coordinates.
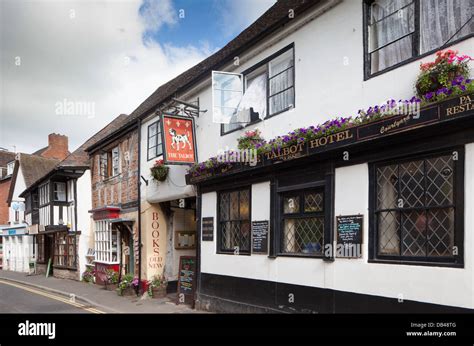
[150,165,169,182]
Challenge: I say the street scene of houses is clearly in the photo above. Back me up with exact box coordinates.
[1,0,474,322]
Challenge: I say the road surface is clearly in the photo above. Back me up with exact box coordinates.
[0,279,104,313]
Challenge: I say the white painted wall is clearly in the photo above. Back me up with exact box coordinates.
[2,235,34,273]
[76,170,92,277]
[200,147,474,309]
[9,166,26,225]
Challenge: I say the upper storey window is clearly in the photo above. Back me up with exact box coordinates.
[365,0,473,77]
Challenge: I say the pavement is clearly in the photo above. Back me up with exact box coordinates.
[0,270,198,313]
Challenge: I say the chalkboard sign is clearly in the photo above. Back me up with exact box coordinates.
[202,217,214,241]
[177,256,195,306]
[336,215,363,258]
[252,220,269,254]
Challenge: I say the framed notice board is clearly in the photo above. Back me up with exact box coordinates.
[177,256,196,307]
[336,215,363,258]
[251,220,269,254]
[202,217,214,241]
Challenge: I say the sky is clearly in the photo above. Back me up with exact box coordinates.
[0,0,275,154]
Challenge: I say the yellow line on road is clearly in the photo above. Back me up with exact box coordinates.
[0,279,105,314]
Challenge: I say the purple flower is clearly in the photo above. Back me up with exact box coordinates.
[425,92,434,100]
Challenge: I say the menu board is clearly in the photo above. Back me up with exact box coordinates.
[177,256,196,306]
[202,217,214,241]
[336,215,363,258]
[252,220,269,254]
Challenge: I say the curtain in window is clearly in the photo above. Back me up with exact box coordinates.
[370,0,414,73]
[420,0,474,54]
[269,49,294,115]
[236,73,267,122]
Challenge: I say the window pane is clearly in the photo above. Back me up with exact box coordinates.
[223,122,241,133]
[269,69,294,96]
[420,0,474,54]
[269,49,293,77]
[149,135,157,148]
[213,72,242,91]
[378,211,400,255]
[149,123,157,137]
[399,160,424,208]
[370,34,413,73]
[427,208,454,257]
[148,148,155,159]
[283,196,299,214]
[401,210,426,257]
[377,164,398,210]
[269,88,294,115]
[229,191,239,220]
[426,155,454,206]
[282,217,324,254]
[219,193,230,221]
[369,1,414,51]
[239,189,250,220]
[304,192,323,212]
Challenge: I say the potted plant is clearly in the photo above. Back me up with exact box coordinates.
[117,273,136,296]
[147,275,168,299]
[237,129,265,150]
[150,159,169,182]
[104,269,119,291]
[415,49,471,97]
[82,267,95,283]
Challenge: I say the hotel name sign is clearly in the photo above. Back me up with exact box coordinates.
[188,94,474,184]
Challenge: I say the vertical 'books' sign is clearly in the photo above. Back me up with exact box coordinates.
[202,217,214,241]
[252,220,269,254]
[336,215,363,258]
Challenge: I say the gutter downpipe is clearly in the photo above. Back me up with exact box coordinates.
[137,117,143,295]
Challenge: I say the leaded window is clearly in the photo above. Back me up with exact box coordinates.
[280,189,325,255]
[54,232,76,268]
[374,151,462,263]
[218,188,251,254]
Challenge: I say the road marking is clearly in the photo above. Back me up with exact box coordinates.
[0,279,105,314]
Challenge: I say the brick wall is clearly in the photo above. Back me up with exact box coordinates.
[0,178,11,224]
[91,130,139,210]
[41,133,69,161]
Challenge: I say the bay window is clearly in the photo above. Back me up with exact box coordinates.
[53,182,66,201]
[365,0,473,77]
[95,221,120,263]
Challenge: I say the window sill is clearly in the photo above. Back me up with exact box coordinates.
[221,118,263,136]
[216,251,251,256]
[275,253,326,259]
[368,259,464,269]
[264,106,295,120]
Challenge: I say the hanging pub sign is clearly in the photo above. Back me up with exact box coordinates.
[161,114,197,165]
[336,215,363,258]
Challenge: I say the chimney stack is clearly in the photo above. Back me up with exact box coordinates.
[40,133,69,160]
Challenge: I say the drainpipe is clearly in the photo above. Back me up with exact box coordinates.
[137,118,142,295]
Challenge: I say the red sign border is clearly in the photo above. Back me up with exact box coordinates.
[160,114,198,165]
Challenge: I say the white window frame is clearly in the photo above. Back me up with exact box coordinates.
[94,221,120,264]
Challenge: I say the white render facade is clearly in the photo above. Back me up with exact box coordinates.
[135,0,474,312]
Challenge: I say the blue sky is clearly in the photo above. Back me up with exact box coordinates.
[140,0,276,51]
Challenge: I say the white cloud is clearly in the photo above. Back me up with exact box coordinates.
[0,0,275,154]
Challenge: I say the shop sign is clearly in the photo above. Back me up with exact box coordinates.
[263,142,307,163]
[440,93,474,119]
[357,106,439,140]
[201,217,214,241]
[161,114,197,164]
[308,129,356,155]
[336,215,363,258]
[148,212,164,270]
